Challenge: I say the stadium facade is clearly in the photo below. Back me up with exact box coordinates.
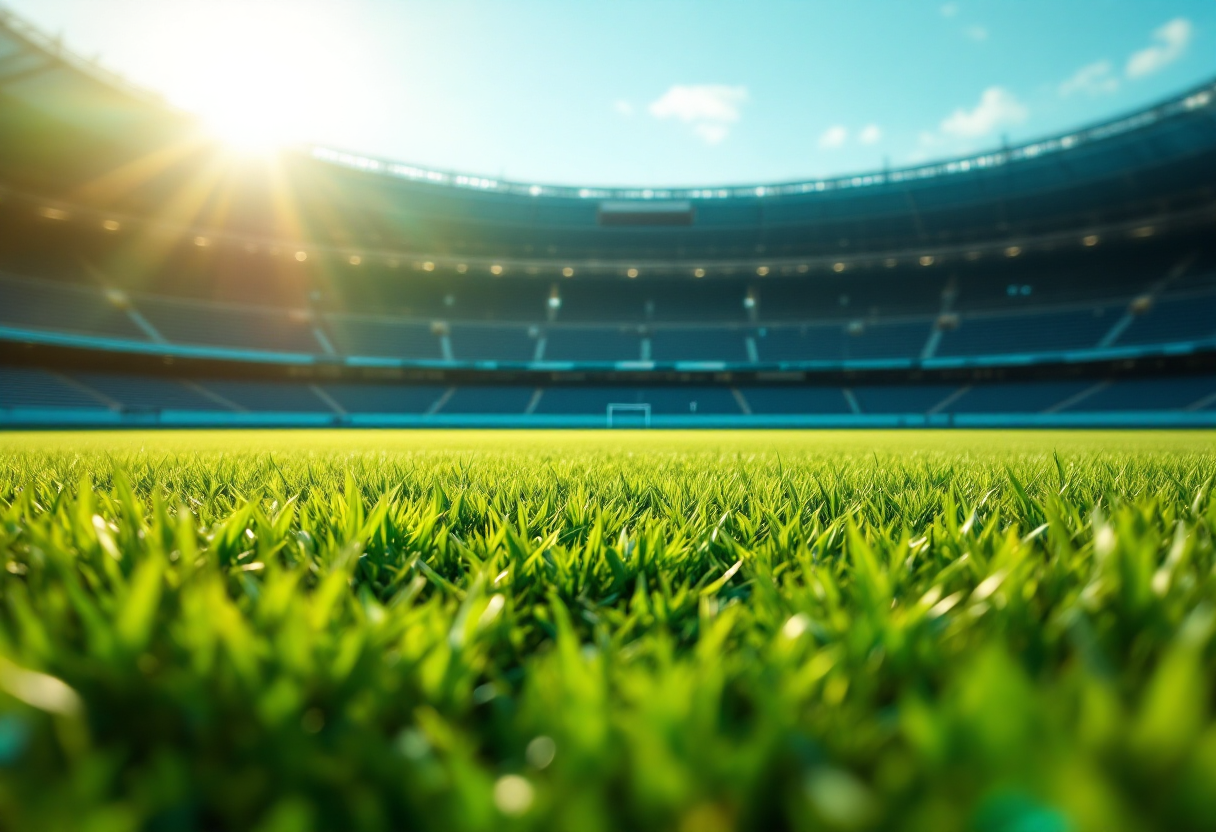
[1,9,1215,428]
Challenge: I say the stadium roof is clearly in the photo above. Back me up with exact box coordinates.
[307,78,1216,202]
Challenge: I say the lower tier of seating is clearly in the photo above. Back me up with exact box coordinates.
[2,366,1214,427]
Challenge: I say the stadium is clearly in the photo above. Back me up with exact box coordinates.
[2,4,1216,831]
[1,11,1215,427]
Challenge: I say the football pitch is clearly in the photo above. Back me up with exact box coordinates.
[1,429,1214,831]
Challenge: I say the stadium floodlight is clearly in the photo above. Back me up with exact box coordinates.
[1083,235,1100,247]
[490,264,503,275]
[693,268,706,278]
[562,267,574,278]
[626,268,639,279]
[1005,246,1022,257]
[756,266,769,276]
[919,255,935,266]
[832,262,846,273]
[607,403,651,428]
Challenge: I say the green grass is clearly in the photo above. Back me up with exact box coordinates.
[1,429,1215,832]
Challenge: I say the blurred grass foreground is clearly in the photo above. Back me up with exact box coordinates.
[0,429,1215,831]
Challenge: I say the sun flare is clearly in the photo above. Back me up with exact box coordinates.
[152,3,353,154]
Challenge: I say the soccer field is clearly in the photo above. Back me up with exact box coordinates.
[1,430,1215,831]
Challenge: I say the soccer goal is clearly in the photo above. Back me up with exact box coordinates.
[606,403,651,428]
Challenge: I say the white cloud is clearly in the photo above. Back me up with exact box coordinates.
[965,25,988,42]
[940,3,959,18]
[649,84,746,123]
[940,87,1027,139]
[819,125,848,149]
[649,84,747,144]
[1060,60,1119,97]
[1126,18,1192,79]
[859,124,882,145]
[693,123,729,145]
[614,100,634,117]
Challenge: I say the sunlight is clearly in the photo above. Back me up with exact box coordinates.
[203,102,293,156]
[153,2,355,155]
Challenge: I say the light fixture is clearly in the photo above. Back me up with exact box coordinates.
[562,267,574,277]
[456,264,468,273]
[102,219,120,232]
[1131,226,1155,238]
[490,264,503,275]
[39,207,68,220]
[194,236,210,247]
[295,250,307,261]
[349,255,362,266]
[626,268,639,278]
[883,258,897,268]
[756,266,769,276]
[423,261,435,271]
[693,268,706,278]
[1005,246,1022,257]
[1082,235,1100,247]
[832,262,846,273]
[919,255,935,266]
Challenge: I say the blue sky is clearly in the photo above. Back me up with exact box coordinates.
[10,0,1216,187]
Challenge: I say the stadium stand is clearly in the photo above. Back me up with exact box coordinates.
[448,324,538,363]
[0,10,1214,427]
[135,296,321,354]
[319,383,447,414]
[0,273,147,340]
[0,367,106,409]
[325,315,443,361]
[5,368,1215,428]
[541,327,642,362]
[1116,292,1216,346]
[650,328,750,363]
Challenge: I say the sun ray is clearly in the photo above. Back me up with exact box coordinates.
[70,133,214,206]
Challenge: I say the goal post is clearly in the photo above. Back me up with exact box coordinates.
[606,403,651,428]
